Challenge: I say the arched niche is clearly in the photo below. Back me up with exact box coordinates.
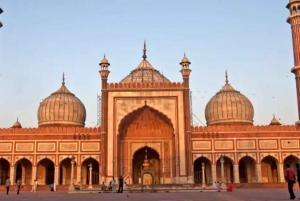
[283,155,300,174]
[0,158,10,185]
[193,156,212,184]
[261,155,278,183]
[132,146,160,184]
[37,158,55,185]
[59,158,77,185]
[15,158,32,184]
[81,157,100,185]
[238,156,256,183]
[216,156,233,183]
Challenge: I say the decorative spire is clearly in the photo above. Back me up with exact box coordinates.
[62,72,65,86]
[17,117,19,122]
[142,40,147,60]
[225,70,229,84]
[184,52,186,57]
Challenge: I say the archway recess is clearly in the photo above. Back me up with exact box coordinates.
[0,159,10,185]
[238,156,256,183]
[216,156,233,183]
[261,156,278,183]
[81,158,100,185]
[59,158,77,185]
[193,157,212,184]
[132,146,160,184]
[37,158,55,185]
[283,155,300,174]
[118,105,174,182]
[15,158,32,184]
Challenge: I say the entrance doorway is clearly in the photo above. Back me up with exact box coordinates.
[132,147,160,184]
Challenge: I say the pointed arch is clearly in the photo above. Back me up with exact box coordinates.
[0,158,10,185]
[193,156,212,184]
[216,156,233,183]
[238,156,256,183]
[37,158,55,185]
[261,155,278,183]
[118,105,174,138]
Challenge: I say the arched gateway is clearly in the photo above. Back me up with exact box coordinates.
[118,104,174,184]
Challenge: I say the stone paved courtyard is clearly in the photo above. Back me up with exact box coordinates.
[0,189,298,201]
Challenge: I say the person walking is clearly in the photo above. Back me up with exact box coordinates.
[118,176,124,193]
[5,177,11,195]
[111,177,116,193]
[31,179,38,193]
[296,164,300,199]
[285,163,296,200]
[16,178,21,195]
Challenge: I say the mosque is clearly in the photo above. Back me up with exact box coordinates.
[0,0,300,188]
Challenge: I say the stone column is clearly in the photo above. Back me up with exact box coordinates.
[76,166,81,184]
[220,156,227,189]
[255,164,262,183]
[98,166,101,184]
[54,166,59,185]
[233,164,240,183]
[68,156,75,191]
[201,163,206,187]
[88,163,93,189]
[9,166,15,184]
[32,166,37,184]
[211,164,217,182]
[278,163,285,183]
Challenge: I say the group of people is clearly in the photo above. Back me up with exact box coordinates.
[210,181,221,189]
[101,176,128,193]
[285,163,300,200]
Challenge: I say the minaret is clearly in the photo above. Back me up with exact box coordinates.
[179,53,193,183]
[287,0,300,125]
[99,54,110,178]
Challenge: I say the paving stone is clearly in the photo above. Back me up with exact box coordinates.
[0,189,298,201]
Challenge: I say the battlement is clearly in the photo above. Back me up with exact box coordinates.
[191,125,299,132]
[107,82,184,89]
[0,127,101,134]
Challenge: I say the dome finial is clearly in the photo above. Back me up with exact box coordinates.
[62,72,65,86]
[143,40,147,60]
[17,117,19,122]
[184,52,186,57]
[225,70,229,84]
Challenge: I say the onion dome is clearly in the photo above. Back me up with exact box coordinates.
[120,41,171,83]
[205,71,254,126]
[269,114,281,126]
[37,73,86,127]
[11,118,22,128]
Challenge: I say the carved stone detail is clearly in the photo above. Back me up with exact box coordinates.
[163,141,171,178]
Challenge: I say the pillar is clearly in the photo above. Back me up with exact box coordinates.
[255,164,262,183]
[233,164,240,183]
[62,166,66,184]
[211,164,217,182]
[21,166,25,184]
[76,166,81,184]
[68,157,75,191]
[9,166,15,184]
[88,163,93,189]
[277,163,285,183]
[32,166,37,184]
[220,157,227,189]
[201,163,206,187]
[54,166,59,185]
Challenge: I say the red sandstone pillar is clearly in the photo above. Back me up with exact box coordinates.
[180,54,193,183]
[287,1,300,125]
[99,55,110,179]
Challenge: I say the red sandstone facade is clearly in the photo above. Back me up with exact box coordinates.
[0,1,299,187]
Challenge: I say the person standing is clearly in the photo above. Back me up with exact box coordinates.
[31,179,38,193]
[285,164,296,200]
[5,177,11,195]
[111,177,116,193]
[16,178,21,195]
[118,176,124,193]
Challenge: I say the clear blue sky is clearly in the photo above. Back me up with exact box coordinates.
[0,0,296,128]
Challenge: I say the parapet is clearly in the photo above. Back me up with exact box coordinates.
[0,127,101,134]
[191,125,298,132]
[107,82,184,89]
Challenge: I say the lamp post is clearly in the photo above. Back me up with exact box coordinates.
[88,163,93,189]
[220,155,227,189]
[68,156,75,191]
[201,163,206,188]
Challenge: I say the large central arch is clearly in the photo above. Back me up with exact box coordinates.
[118,104,175,184]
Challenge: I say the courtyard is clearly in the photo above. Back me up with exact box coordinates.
[0,189,297,201]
